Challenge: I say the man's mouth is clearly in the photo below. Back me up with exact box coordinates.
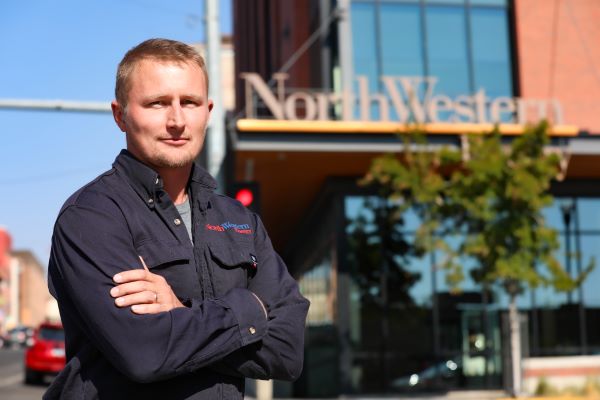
[160,137,189,146]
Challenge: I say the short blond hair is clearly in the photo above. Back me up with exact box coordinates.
[115,38,209,110]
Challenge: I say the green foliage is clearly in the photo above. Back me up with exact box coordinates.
[362,122,593,295]
[533,376,600,397]
[345,199,422,307]
[534,377,558,396]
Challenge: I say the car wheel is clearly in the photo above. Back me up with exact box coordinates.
[24,368,41,385]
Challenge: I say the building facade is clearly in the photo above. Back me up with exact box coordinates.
[230,0,600,396]
[12,250,52,328]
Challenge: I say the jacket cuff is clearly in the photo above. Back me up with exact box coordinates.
[218,288,268,346]
[187,289,267,346]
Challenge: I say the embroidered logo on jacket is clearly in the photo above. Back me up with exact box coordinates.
[206,222,252,235]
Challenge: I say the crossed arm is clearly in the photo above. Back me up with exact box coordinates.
[110,255,268,319]
[50,199,308,383]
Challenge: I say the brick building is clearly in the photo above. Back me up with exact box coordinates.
[228,0,600,396]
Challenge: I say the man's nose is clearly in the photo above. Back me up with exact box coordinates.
[167,104,185,131]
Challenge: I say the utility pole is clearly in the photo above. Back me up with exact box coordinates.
[206,0,225,193]
[337,0,354,115]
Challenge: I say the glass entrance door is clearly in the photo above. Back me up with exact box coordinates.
[460,305,503,389]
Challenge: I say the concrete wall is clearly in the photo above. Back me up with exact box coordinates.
[523,355,600,394]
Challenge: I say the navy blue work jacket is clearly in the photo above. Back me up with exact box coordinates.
[45,150,309,400]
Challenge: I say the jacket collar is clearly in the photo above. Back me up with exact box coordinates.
[113,150,217,210]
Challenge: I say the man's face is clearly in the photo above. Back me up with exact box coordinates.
[112,59,212,170]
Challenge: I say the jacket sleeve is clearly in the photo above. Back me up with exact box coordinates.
[209,213,310,381]
[48,195,268,384]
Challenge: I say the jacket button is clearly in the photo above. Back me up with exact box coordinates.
[174,218,181,225]
[249,326,256,335]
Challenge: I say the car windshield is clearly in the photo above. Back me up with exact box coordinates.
[39,327,64,341]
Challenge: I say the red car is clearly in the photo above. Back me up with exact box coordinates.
[24,322,65,384]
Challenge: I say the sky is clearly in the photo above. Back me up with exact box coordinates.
[0,0,232,267]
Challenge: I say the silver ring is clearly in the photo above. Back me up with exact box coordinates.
[153,292,158,302]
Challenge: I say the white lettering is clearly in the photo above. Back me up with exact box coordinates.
[358,76,390,121]
[314,92,329,120]
[473,89,489,123]
[240,72,286,119]
[490,97,516,123]
[284,92,317,120]
[453,95,475,123]
[428,95,453,123]
[398,77,436,123]
[381,76,411,122]
[240,73,565,125]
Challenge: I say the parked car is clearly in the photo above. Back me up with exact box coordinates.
[4,325,34,349]
[390,359,461,391]
[24,322,65,384]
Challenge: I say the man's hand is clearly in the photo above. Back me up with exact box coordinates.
[110,256,184,314]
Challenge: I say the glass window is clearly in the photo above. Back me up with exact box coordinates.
[39,327,65,341]
[351,3,378,94]
[350,0,514,123]
[299,257,334,326]
[470,7,513,100]
[380,3,424,77]
[576,199,600,232]
[425,0,465,4]
[351,3,381,120]
[470,0,507,5]
[343,195,435,392]
[579,235,600,307]
[425,5,470,101]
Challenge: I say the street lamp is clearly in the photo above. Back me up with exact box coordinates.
[560,199,575,304]
[559,198,587,354]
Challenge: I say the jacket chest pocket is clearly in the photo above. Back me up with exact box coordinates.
[135,240,201,302]
[207,241,256,298]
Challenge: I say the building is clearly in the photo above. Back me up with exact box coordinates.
[0,228,52,333]
[11,250,52,328]
[229,0,600,396]
[0,228,12,331]
[193,35,236,112]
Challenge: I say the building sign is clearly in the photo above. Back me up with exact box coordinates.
[241,73,563,125]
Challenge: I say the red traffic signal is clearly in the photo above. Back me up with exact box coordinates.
[230,182,261,214]
[235,188,254,207]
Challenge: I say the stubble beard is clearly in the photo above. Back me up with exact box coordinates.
[151,148,198,169]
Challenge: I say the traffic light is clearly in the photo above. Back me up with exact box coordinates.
[230,182,261,214]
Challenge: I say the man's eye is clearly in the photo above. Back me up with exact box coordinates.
[148,101,163,108]
[182,99,198,107]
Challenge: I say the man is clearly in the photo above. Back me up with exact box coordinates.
[45,38,309,400]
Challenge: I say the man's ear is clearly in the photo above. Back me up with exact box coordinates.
[111,100,127,132]
[208,99,214,113]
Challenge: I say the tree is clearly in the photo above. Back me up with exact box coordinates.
[363,122,593,397]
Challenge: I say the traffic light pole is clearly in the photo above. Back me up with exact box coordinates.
[206,0,226,194]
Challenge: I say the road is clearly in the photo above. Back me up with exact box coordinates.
[0,349,48,399]
[0,349,508,400]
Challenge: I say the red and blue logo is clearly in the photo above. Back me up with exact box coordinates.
[206,221,252,235]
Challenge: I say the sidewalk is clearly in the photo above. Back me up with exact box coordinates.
[248,390,508,400]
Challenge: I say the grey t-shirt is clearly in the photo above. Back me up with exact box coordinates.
[175,195,193,243]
